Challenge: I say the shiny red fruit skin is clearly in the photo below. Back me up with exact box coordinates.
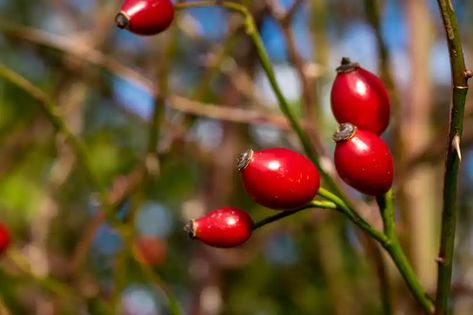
[117,0,174,35]
[334,126,394,196]
[0,222,10,255]
[188,207,253,248]
[239,148,320,210]
[331,60,390,134]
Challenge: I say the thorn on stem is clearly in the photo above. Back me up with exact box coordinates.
[465,70,473,79]
[435,256,446,265]
[452,135,462,161]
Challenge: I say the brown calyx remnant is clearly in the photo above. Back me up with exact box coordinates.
[333,123,358,142]
[336,57,359,73]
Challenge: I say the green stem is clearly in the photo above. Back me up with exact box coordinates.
[385,238,434,314]
[370,241,393,315]
[376,190,395,237]
[435,1,470,314]
[377,190,435,313]
[319,188,388,246]
[252,200,337,230]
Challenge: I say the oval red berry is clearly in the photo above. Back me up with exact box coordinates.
[238,148,320,210]
[133,236,167,266]
[116,0,174,36]
[185,207,253,248]
[331,58,390,134]
[333,123,394,195]
[0,222,11,255]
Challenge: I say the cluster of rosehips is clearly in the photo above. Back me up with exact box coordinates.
[183,60,395,248]
[331,57,394,196]
[113,1,394,248]
[184,148,321,248]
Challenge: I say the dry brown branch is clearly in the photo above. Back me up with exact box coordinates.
[68,166,147,275]
[0,22,293,130]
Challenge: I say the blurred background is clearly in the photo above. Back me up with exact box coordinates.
[0,0,473,314]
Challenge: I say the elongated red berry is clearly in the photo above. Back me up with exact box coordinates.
[133,236,167,266]
[237,148,320,210]
[115,0,174,36]
[333,123,393,195]
[0,222,11,255]
[185,207,253,248]
[331,57,390,134]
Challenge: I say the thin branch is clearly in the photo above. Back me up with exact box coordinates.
[69,166,147,275]
[267,0,327,156]
[252,200,337,230]
[0,64,107,196]
[435,0,470,314]
[285,0,305,22]
[7,249,77,300]
[0,22,297,130]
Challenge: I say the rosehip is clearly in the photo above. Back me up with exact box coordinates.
[133,236,167,266]
[333,123,394,196]
[184,207,253,248]
[0,222,11,255]
[115,0,174,36]
[331,57,390,134]
[237,148,320,210]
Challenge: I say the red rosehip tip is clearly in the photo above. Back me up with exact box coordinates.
[336,57,359,73]
[115,12,130,30]
[236,148,253,171]
[183,220,197,239]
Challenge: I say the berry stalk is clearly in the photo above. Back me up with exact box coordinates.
[377,191,435,313]
[252,200,337,230]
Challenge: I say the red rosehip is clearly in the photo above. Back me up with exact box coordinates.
[115,0,174,36]
[237,148,320,210]
[333,123,394,196]
[185,207,253,248]
[133,236,167,266]
[0,222,11,255]
[331,57,390,134]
